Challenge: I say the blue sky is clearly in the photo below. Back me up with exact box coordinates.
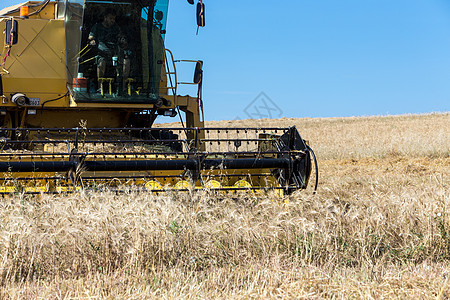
[2,0,449,120]
[165,0,450,120]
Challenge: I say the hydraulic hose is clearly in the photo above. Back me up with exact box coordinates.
[306,144,319,194]
[41,91,69,110]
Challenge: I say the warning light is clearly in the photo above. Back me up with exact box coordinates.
[20,6,29,18]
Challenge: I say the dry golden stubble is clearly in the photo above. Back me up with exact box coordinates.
[0,113,448,299]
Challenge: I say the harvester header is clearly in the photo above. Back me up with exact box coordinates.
[0,0,317,194]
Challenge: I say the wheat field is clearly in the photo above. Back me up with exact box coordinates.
[0,113,448,299]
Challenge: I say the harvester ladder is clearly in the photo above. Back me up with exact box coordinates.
[163,49,178,97]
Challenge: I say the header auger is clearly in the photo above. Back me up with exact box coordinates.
[0,0,317,195]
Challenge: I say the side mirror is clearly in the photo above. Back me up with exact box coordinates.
[5,20,19,45]
[196,3,205,27]
[155,10,164,22]
[193,61,203,84]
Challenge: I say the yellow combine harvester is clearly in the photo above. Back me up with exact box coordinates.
[0,0,317,194]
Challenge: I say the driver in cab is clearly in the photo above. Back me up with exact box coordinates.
[88,8,130,86]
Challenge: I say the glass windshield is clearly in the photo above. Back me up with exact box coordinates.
[66,0,169,103]
[142,0,169,40]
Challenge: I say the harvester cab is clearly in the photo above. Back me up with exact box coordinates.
[0,0,204,129]
[0,0,318,195]
[73,0,168,101]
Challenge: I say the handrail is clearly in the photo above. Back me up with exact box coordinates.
[163,48,177,97]
[174,59,203,85]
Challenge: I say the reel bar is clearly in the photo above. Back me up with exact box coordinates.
[0,157,291,172]
[0,150,297,158]
[0,161,76,172]
[83,158,290,172]
[0,127,292,132]
[78,173,271,180]
[1,139,279,143]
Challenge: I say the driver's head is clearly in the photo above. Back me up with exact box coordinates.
[103,8,116,28]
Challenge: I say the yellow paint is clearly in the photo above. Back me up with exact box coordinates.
[25,186,48,193]
[145,180,163,191]
[174,180,191,190]
[98,78,114,96]
[233,180,252,189]
[126,78,136,96]
[56,186,81,193]
[2,20,66,78]
[205,180,222,189]
[0,186,15,193]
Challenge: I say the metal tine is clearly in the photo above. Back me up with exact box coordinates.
[226,129,230,152]
[207,129,213,152]
[219,129,223,152]
[244,129,249,152]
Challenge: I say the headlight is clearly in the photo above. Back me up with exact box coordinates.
[11,93,30,106]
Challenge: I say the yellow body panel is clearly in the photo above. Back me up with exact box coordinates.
[24,109,129,128]
[1,18,67,106]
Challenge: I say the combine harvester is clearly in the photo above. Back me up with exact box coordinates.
[0,0,317,194]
